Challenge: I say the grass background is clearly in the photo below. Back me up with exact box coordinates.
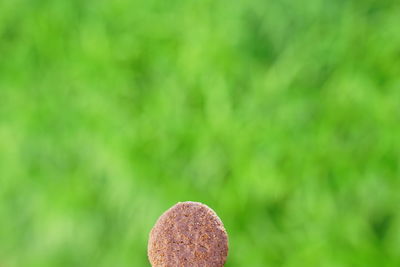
[1,0,400,266]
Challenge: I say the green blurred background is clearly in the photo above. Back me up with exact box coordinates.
[1,0,400,266]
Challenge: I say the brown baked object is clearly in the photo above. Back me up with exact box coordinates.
[148,202,228,267]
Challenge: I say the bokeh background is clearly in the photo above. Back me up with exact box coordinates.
[1,0,400,266]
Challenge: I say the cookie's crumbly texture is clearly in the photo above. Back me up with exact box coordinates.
[148,202,228,267]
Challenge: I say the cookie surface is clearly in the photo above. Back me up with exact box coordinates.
[148,202,228,267]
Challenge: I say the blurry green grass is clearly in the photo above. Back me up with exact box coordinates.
[1,0,400,266]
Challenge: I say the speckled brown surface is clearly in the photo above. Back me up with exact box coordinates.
[148,202,228,267]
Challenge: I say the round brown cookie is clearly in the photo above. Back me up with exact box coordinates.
[148,202,228,267]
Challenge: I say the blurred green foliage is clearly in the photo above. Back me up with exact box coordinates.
[1,0,400,266]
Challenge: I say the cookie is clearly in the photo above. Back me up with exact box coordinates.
[148,202,228,267]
